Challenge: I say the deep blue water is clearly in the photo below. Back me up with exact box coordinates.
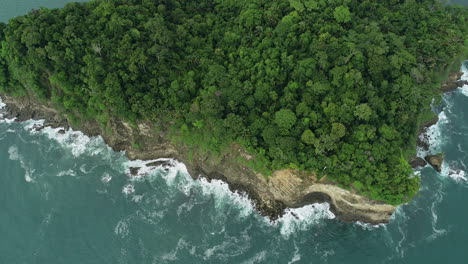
[1,1,468,263]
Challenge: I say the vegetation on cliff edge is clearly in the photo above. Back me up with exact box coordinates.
[0,0,467,204]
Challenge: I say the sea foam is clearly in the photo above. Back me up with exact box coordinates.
[277,203,335,237]
[8,145,35,182]
[0,96,16,123]
[459,61,468,96]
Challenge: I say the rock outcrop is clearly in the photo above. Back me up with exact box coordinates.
[409,157,427,169]
[441,71,468,92]
[0,94,397,224]
[425,153,444,173]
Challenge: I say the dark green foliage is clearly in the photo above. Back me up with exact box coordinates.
[0,0,467,204]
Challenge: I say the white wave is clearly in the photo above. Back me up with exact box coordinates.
[123,158,174,181]
[0,96,16,122]
[0,96,6,119]
[460,84,468,97]
[440,162,467,182]
[122,159,255,218]
[56,169,76,177]
[417,110,449,157]
[131,194,144,203]
[0,96,5,109]
[122,184,135,195]
[8,145,35,182]
[278,203,335,237]
[198,177,254,218]
[101,173,112,183]
[23,120,111,158]
[459,61,468,96]
[461,61,468,80]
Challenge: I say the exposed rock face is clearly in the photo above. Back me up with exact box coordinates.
[0,94,397,224]
[441,71,468,92]
[425,153,444,173]
[409,157,427,169]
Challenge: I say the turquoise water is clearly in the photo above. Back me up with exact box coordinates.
[2,1,468,263]
[0,0,86,22]
[4,82,468,264]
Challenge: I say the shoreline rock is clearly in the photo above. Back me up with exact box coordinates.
[440,71,468,93]
[0,94,398,224]
[409,157,427,169]
[425,153,444,173]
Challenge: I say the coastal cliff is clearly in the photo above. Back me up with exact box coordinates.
[0,94,396,224]
[1,69,465,224]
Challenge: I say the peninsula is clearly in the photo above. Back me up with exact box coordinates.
[0,0,467,223]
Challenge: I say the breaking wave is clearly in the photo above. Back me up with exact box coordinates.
[277,203,335,237]
[460,61,468,96]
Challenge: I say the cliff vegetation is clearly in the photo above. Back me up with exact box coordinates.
[0,0,467,205]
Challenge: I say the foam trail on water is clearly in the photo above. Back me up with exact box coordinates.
[287,244,301,264]
[427,187,448,241]
[354,221,386,231]
[8,145,35,182]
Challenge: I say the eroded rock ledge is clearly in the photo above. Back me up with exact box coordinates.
[0,94,396,224]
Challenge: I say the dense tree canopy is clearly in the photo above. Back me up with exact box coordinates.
[0,0,467,204]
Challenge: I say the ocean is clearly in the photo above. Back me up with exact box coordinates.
[1,1,468,263]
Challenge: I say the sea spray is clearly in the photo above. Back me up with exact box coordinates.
[277,203,335,237]
[417,110,449,157]
[0,96,16,123]
[459,60,468,96]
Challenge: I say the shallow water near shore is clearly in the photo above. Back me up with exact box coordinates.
[2,1,468,263]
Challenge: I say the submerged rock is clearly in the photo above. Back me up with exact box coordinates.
[31,124,44,132]
[409,157,427,169]
[129,167,140,176]
[424,153,444,172]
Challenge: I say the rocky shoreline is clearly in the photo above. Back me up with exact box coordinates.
[412,71,466,171]
[0,71,463,224]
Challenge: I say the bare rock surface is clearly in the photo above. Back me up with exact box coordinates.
[425,153,444,173]
[409,157,427,169]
